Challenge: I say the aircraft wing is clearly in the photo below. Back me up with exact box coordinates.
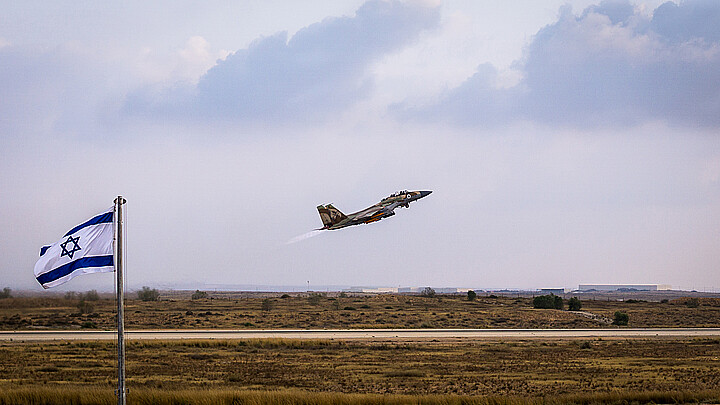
[351,204,398,224]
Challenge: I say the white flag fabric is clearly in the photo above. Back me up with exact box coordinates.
[34,208,115,289]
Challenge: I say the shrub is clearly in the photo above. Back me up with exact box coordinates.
[82,290,99,301]
[420,287,436,298]
[533,294,563,310]
[261,298,273,311]
[64,291,77,300]
[613,311,629,326]
[191,290,208,300]
[280,294,290,299]
[568,297,582,311]
[467,290,477,301]
[77,300,94,314]
[0,287,12,299]
[686,298,700,308]
[307,293,324,306]
[137,286,160,302]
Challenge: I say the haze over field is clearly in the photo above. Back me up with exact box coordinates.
[1,0,718,292]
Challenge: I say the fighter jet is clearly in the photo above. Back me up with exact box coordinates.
[317,190,432,230]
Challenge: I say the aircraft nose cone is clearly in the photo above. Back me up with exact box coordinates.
[419,190,432,198]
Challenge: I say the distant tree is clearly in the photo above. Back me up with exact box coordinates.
[467,290,477,301]
[568,297,582,311]
[533,294,563,310]
[191,290,208,300]
[280,294,291,299]
[0,287,12,299]
[613,311,629,326]
[420,287,436,298]
[261,298,274,311]
[64,291,78,300]
[533,295,550,309]
[137,286,160,302]
[338,292,348,298]
[82,290,99,301]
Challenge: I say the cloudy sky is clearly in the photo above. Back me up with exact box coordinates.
[2,0,718,292]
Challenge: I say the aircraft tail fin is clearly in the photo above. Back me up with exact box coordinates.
[317,204,347,228]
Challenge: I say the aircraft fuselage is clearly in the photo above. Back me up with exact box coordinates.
[317,190,432,230]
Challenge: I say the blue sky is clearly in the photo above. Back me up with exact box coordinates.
[1,0,718,292]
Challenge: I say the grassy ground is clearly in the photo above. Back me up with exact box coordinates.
[1,387,720,405]
[2,294,720,403]
[2,338,720,397]
[2,294,719,330]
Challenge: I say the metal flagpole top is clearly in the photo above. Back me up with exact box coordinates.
[114,196,126,205]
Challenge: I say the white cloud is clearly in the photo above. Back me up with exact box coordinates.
[400,0,720,129]
[124,0,440,124]
[176,36,230,83]
[127,37,230,86]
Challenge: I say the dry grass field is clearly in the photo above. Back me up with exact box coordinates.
[2,293,720,404]
[2,293,719,330]
[2,387,719,405]
[1,337,720,403]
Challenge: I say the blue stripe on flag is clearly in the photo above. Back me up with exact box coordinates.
[36,256,114,286]
[40,245,51,257]
[63,211,113,237]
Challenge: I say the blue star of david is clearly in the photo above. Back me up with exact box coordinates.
[60,236,82,259]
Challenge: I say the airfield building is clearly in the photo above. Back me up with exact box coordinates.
[344,287,399,293]
[539,288,572,294]
[398,287,470,294]
[578,284,672,292]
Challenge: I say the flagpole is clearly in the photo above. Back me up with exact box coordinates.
[114,196,126,405]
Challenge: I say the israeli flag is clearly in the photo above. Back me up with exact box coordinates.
[34,208,115,289]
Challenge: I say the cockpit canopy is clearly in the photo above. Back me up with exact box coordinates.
[387,190,410,198]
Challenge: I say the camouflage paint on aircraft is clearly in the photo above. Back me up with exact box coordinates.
[317,190,432,230]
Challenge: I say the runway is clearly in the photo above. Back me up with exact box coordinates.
[2,328,720,341]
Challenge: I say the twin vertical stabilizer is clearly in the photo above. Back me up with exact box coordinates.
[317,204,347,228]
